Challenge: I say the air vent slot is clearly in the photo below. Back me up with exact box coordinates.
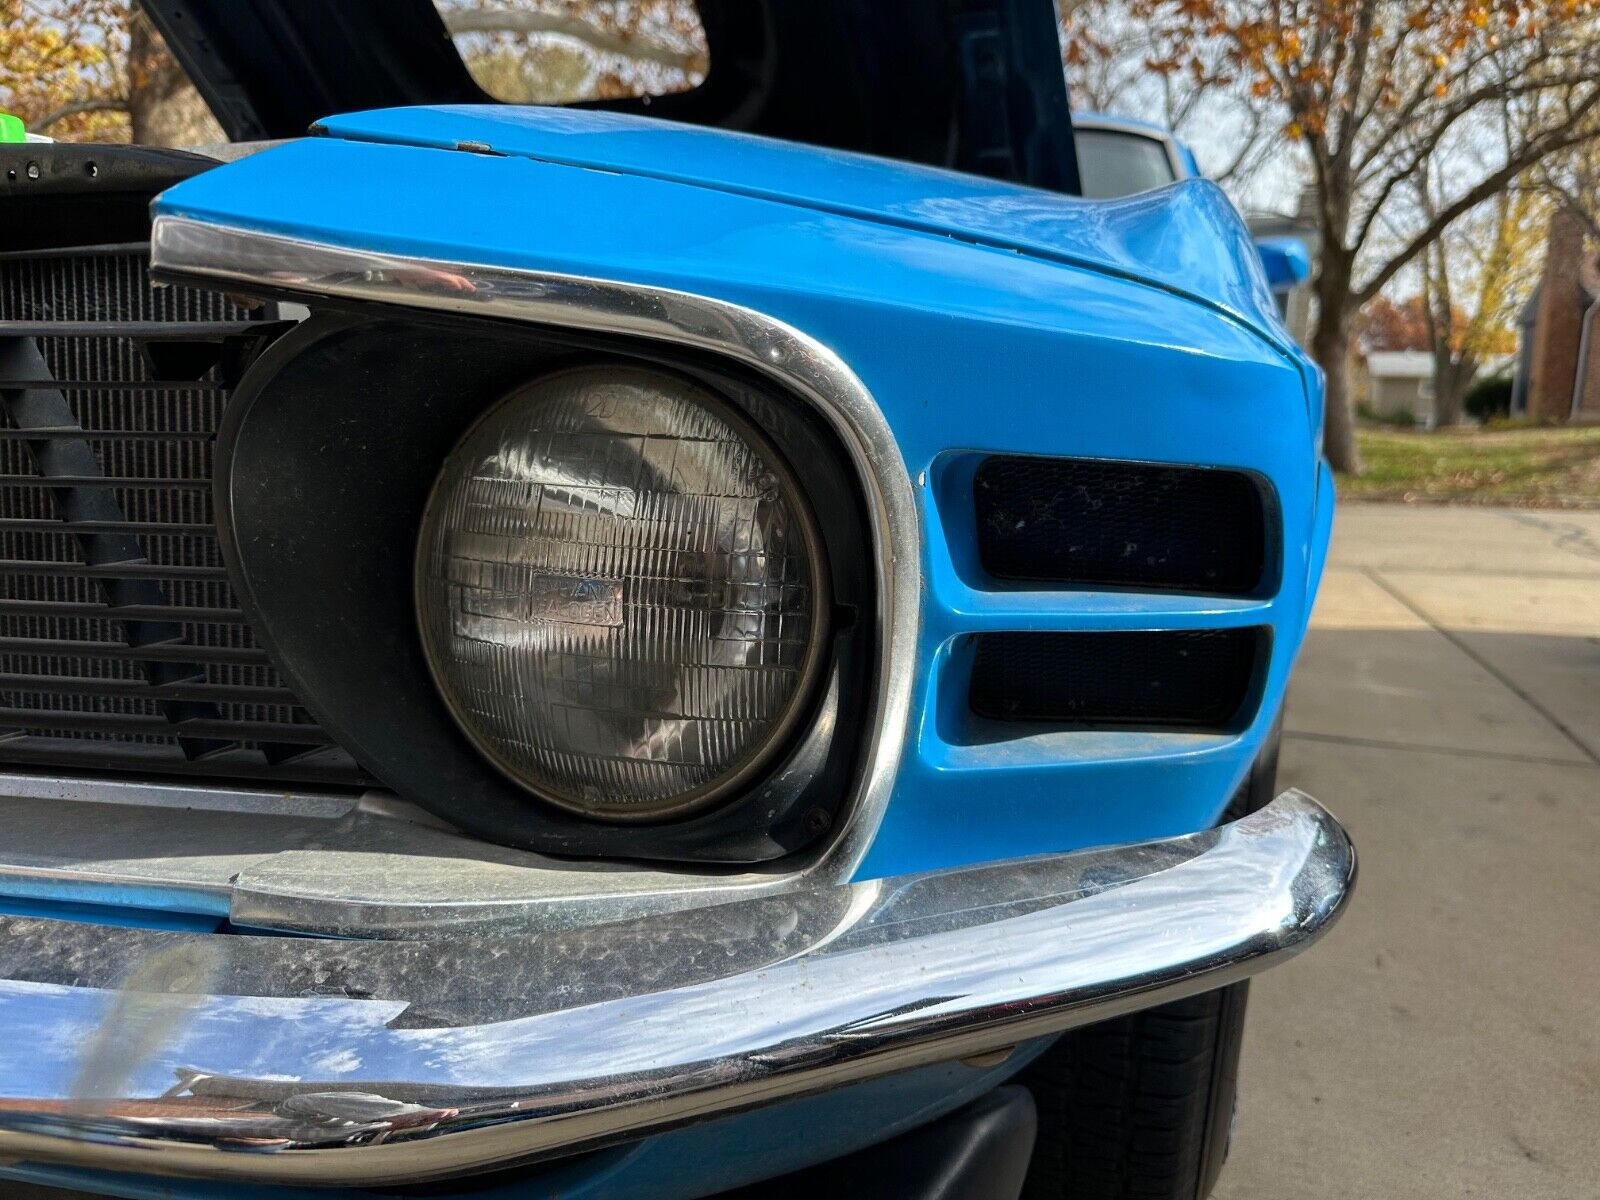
[968,628,1266,731]
[973,456,1269,594]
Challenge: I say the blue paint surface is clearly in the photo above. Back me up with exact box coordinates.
[153,122,1327,871]
[23,105,1332,1198]
[315,105,1290,349]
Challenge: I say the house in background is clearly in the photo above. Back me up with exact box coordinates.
[1360,350,1436,426]
[1513,207,1600,423]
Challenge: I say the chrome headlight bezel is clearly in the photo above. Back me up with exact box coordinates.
[213,311,877,863]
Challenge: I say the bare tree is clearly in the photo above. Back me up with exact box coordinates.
[1059,5,1278,188]
[124,8,218,145]
[1071,1,1600,472]
[1418,156,1546,426]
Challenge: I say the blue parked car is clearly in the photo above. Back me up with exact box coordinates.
[0,3,1351,1199]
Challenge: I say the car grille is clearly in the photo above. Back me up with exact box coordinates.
[0,245,371,787]
[973,455,1269,594]
[968,628,1265,730]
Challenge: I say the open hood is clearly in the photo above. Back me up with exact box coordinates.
[137,0,1080,193]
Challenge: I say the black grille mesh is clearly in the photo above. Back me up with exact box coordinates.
[0,247,370,785]
[969,628,1264,730]
[973,456,1268,594]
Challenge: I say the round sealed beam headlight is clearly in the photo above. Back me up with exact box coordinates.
[416,363,829,822]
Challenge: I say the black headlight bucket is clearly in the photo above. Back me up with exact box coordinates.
[215,310,875,863]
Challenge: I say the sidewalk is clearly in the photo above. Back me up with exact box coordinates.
[1217,504,1600,1199]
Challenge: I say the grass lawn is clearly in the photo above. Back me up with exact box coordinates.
[1339,424,1600,505]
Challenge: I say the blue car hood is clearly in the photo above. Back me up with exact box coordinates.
[316,106,1291,350]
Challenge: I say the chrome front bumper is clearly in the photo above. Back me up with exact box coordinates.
[0,789,1354,1188]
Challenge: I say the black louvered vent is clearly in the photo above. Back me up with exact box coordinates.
[969,628,1265,730]
[973,456,1269,594]
[0,246,370,786]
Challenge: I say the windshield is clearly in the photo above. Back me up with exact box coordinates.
[1074,128,1180,199]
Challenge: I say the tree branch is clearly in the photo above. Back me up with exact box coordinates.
[26,98,127,133]
[1354,105,1600,307]
[442,8,704,72]
[1351,15,1418,133]
[1357,69,1597,180]
[1351,76,1600,254]
[1331,0,1378,164]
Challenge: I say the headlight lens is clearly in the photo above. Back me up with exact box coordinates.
[416,364,827,821]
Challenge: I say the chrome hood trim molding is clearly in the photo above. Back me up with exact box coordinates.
[0,791,1355,1187]
[149,214,918,891]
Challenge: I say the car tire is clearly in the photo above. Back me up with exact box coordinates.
[1017,715,1281,1200]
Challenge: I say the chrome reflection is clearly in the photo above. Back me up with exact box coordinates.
[0,791,1354,1187]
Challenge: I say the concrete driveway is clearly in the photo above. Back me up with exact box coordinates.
[1217,504,1600,1199]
